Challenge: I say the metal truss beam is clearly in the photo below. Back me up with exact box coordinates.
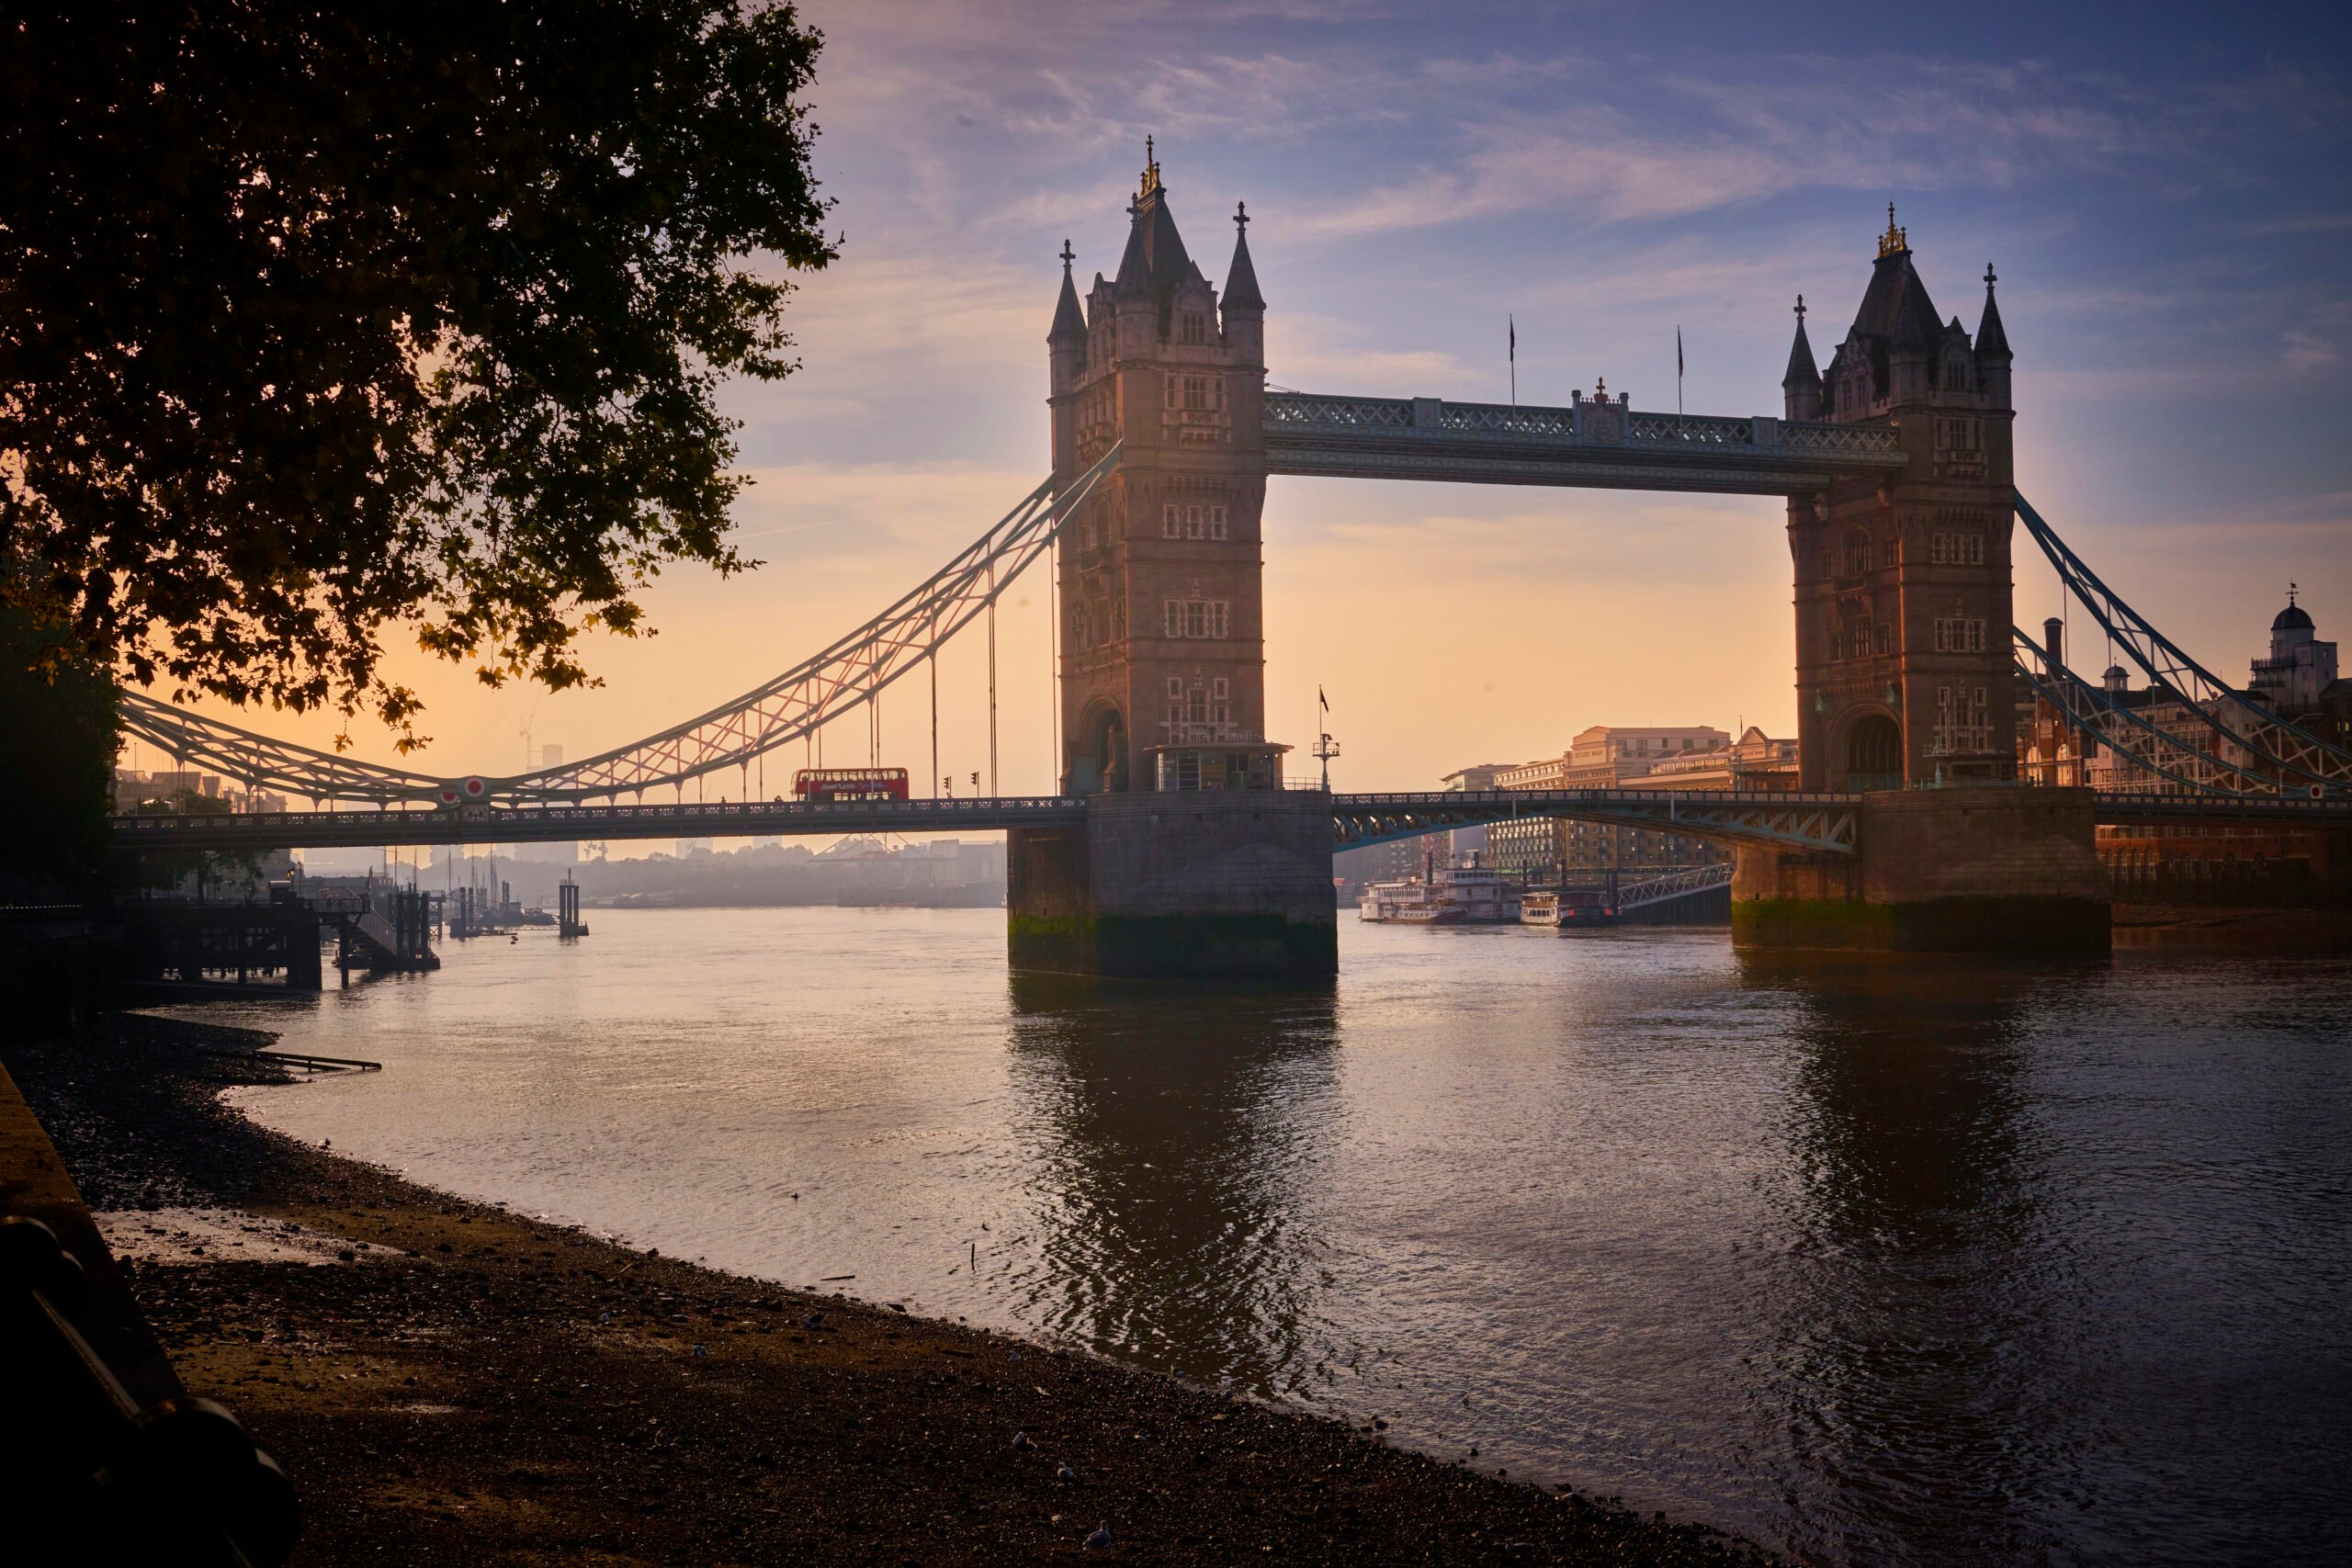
[2013,626,2276,796]
[2016,491,2352,795]
[1615,863,1735,909]
[116,446,1125,809]
[1330,789,1863,854]
[1263,393,1907,495]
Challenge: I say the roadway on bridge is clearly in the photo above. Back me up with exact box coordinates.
[110,788,2352,856]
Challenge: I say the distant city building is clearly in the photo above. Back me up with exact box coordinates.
[2249,590,2339,716]
[1439,762,1516,861]
[1485,724,1740,878]
[1643,727,1799,791]
[503,840,582,864]
[1331,837,1434,898]
[1562,725,1731,785]
[541,743,564,768]
[112,767,297,816]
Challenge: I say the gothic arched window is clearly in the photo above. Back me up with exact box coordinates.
[1844,529,1872,575]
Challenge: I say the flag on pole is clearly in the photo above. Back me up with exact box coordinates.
[1676,325,1685,419]
[1509,315,1516,407]
[1318,686,1329,713]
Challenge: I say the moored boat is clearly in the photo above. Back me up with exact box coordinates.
[1360,856,1520,924]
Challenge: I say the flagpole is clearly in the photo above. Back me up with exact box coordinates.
[1509,314,1516,410]
[1676,325,1683,425]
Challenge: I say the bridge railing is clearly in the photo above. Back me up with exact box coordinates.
[1334,787,1863,809]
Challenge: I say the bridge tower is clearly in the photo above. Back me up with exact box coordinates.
[1013,147,1334,979]
[1783,209,2017,791]
[1047,142,1272,795]
[1743,212,2106,952]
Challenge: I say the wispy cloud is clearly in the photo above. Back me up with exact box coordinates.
[2282,301,2352,373]
[2247,212,2352,236]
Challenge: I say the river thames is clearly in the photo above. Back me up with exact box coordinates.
[172,908,2352,1566]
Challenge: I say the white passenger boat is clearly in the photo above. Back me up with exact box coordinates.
[1360,859,1519,924]
[1359,879,1453,922]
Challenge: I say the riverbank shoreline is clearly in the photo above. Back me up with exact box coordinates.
[6,1015,1770,1566]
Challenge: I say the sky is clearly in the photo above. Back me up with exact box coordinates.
[146,0,2352,814]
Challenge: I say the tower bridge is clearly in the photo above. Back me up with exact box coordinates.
[111,152,2352,975]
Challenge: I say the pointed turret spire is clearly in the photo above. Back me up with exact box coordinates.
[1782,293,1820,390]
[1113,195,1153,300]
[1049,238,1087,344]
[1877,202,1908,259]
[1782,294,1822,421]
[1112,138,1195,316]
[1975,261,2010,359]
[1223,200,1265,315]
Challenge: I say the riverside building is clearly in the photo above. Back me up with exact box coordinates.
[1483,725,1743,878]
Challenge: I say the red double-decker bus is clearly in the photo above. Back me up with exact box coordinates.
[793,767,910,803]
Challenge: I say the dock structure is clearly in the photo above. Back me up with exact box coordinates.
[332,886,440,982]
[557,878,589,939]
[117,901,324,994]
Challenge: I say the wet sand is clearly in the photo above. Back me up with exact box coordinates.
[6,1017,1770,1566]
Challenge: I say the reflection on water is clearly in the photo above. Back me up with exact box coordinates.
[1745,954,2064,1564]
[1003,976,1340,1395]
[179,910,2352,1566]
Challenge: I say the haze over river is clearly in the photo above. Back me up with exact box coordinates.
[175,908,2351,1565]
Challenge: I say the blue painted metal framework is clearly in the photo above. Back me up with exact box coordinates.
[115,446,1124,808]
[2011,625,2276,796]
[2016,491,2352,796]
[1613,863,1735,910]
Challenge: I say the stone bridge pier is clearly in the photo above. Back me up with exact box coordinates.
[1732,784,2109,953]
[1008,794,1337,980]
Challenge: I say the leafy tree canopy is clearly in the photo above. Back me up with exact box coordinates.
[1,2,833,750]
[0,604,118,889]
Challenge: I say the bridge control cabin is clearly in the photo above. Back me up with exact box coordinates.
[1145,739,1290,793]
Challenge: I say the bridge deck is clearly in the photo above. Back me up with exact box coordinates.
[113,796,1087,853]
[112,788,2350,855]
[1263,393,1909,495]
